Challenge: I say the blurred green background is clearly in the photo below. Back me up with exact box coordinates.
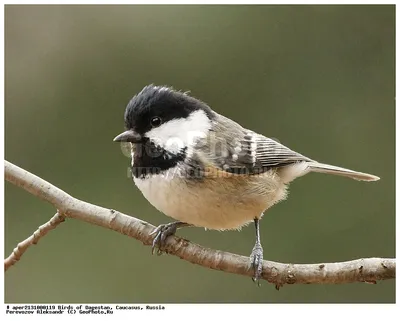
[4,5,394,303]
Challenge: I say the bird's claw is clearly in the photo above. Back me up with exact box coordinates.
[150,222,179,255]
[250,243,263,286]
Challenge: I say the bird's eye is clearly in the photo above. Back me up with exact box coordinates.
[150,116,162,127]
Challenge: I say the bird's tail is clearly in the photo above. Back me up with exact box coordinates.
[308,162,380,182]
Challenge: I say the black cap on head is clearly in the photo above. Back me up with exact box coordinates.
[123,85,215,135]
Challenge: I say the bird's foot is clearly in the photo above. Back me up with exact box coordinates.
[150,222,180,255]
[250,242,263,285]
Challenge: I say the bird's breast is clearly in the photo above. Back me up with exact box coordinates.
[133,166,288,230]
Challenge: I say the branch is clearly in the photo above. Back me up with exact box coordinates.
[4,160,395,287]
[4,212,65,271]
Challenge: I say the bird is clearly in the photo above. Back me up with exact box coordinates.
[113,84,380,282]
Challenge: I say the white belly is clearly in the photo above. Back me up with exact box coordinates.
[133,167,287,230]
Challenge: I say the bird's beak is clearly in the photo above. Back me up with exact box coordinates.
[113,130,142,143]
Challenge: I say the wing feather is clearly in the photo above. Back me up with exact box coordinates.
[198,115,311,175]
[213,129,311,175]
[253,134,311,168]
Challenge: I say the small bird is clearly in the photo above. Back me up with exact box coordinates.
[114,84,380,282]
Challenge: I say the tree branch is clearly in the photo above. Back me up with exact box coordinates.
[4,160,395,287]
[4,212,65,271]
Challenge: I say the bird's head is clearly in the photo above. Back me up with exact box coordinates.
[113,85,215,155]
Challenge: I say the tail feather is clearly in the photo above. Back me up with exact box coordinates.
[308,162,380,182]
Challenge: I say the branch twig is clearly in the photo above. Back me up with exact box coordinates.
[4,160,395,287]
[4,212,65,271]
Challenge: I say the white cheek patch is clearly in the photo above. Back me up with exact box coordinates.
[164,137,185,154]
[145,109,211,154]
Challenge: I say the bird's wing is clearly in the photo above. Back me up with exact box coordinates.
[199,116,311,175]
[223,132,312,174]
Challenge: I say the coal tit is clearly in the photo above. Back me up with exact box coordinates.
[114,84,380,282]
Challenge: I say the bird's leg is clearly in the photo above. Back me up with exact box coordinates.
[150,221,190,255]
[249,217,263,285]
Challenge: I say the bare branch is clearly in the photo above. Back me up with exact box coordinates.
[4,212,65,271]
[4,160,395,286]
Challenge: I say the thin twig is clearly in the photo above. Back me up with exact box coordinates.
[4,160,395,286]
[4,212,65,271]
